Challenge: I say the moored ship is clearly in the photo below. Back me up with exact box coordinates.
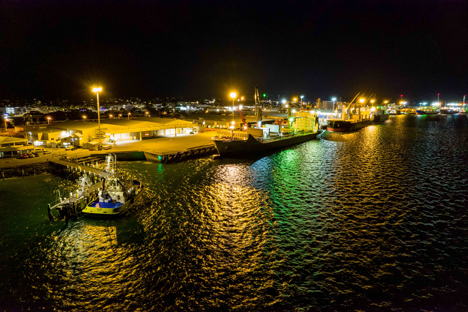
[212,87,319,157]
[48,154,144,221]
[212,129,319,158]
[326,92,373,132]
[327,119,373,132]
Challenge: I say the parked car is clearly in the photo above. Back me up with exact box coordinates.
[17,154,29,159]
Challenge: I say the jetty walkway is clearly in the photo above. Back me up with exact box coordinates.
[49,157,112,179]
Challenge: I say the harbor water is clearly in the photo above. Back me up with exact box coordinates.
[1,114,468,311]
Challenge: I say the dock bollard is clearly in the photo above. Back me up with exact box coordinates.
[47,204,53,222]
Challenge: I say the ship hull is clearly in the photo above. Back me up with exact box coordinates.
[373,114,389,122]
[82,181,144,218]
[416,110,439,115]
[213,132,318,158]
[326,119,373,132]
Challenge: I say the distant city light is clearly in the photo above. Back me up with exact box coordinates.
[331,97,336,102]
[282,99,287,104]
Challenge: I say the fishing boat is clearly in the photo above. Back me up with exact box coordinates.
[47,154,144,221]
[81,155,144,218]
[212,87,319,158]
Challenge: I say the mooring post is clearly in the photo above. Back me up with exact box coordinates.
[47,204,54,222]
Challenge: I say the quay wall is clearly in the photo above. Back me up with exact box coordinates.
[0,162,51,179]
[91,151,146,161]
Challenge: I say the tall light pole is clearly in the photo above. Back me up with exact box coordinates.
[332,97,337,111]
[92,87,102,148]
[300,95,304,107]
[230,92,237,125]
[437,93,440,104]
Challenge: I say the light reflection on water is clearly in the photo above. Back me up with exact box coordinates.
[1,114,468,311]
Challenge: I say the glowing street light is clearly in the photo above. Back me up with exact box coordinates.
[370,99,375,104]
[230,92,237,121]
[47,116,51,124]
[359,98,365,103]
[300,95,304,107]
[92,86,103,148]
[241,96,245,101]
[281,99,287,104]
[82,115,87,122]
[384,100,389,104]
[293,97,298,103]
[109,114,113,118]
[145,111,149,117]
[128,112,131,120]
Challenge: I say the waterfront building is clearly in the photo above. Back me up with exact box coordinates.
[23,118,197,147]
[0,136,30,158]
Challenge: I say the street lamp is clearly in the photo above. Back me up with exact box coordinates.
[230,92,237,121]
[300,95,304,107]
[145,111,149,117]
[128,112,131,120]
[82,115,87,122]
[47,117,51,125]
[332,97,337,111]
[359,98,365,103]
[92,86,103,148]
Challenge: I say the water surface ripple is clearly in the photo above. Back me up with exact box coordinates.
[1,114,468,311]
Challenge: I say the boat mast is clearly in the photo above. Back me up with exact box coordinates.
[255,86,262,125]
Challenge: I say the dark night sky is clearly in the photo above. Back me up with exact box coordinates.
[1,0,467,102]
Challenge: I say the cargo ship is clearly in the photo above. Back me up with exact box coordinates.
[212,130,319,158]
[212,87,319,157]
[326,92,373,132]
[326,119,373,132]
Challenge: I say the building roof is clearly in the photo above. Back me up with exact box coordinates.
[0,136,28,144]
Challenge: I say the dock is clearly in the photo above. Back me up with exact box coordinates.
[49,156,111,179]
[144,144,216,163]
